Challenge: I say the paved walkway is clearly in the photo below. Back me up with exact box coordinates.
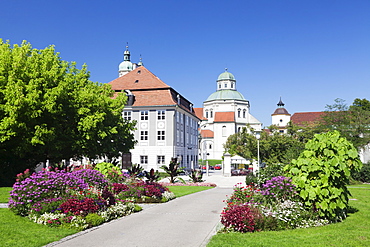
[47,174,246,247]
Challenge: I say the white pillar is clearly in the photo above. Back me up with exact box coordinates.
[223,152,231,177]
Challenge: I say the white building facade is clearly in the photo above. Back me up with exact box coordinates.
[195,70,262,161]
[108,47,199,171]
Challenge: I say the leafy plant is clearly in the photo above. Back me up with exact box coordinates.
[127,164,144,178]
[285,130,362,221]
[245,171,257,185]
[144,168,160,182]
[160,158,184,183]
[189,169,203,183]
[94,162,124,183]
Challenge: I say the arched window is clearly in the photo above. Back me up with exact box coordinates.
[205,110,209,118]
[237,109,241,118]
[222,126,227,137]
[210,109,213,118]
[231,82,234,88]
[243,109,246,118]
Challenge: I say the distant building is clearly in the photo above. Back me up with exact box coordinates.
[108,47,199,170]
[271,98,291,133]
[291,112,325,127]
[194,69,262,161]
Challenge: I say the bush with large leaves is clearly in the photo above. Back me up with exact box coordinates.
[285,130,362,221]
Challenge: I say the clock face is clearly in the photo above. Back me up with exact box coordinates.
[157,122,165,129]
[140,122,148,129]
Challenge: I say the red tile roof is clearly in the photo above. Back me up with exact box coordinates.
[107,66,198,119]
[194,108,207,120]
[214,112,235,122]
[128,89,177,106]
[291,112,325,126]
[108,66,170,91]
[200,129,214,138]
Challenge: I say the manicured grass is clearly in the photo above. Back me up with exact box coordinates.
[166,185,214,197]
[0,208,78,247]
[207,184,370,247]
[0,187,11,203]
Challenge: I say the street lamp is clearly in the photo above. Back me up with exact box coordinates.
[254,130,261,175]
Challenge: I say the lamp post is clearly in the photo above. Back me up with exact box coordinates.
[255,130,261,175]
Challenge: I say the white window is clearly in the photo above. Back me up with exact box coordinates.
[237,109,241,118]
[243,109,246,118]
[140,131,148,140]
[140,156,148,164]
[205,110,209,118]
[157,131,165,140]
[157,110,165,120]
[157,155,165,164]
[123,111,131,120]
[141,111,148,120]
[222,126,227,137]
[210,109,213,118]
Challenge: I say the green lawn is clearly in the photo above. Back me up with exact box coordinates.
[166,185,214,197]
[207,184,370,247]
[0,187,11,203]
[0,208,78,247]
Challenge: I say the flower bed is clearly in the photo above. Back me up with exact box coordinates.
[9,167,176,230]
[221,177,329,233]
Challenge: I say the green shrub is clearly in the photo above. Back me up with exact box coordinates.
[257,163,285,185]
[285,131,362,222]
[85,213,105,227]
[352,162,370,183]
[94,162,123,183]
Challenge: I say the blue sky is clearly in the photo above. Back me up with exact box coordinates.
[2,0,370,127]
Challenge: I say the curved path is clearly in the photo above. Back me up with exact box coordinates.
[47,174,245,247]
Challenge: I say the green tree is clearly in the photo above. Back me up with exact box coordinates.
[224,127,305,165]
[0,40,135,186]
[285,131,362,221]
[320,98,370,149]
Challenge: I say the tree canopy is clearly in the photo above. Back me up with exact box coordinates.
[319,98,370,149]
[224,126,307,165]
[0,40,135,185]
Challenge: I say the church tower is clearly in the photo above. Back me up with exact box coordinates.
[271,98,291,133]
[118,45,143,77]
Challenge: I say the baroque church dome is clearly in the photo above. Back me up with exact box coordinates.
[205,69,246,102]
[206,90,245,101]
[217,71,236,81]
